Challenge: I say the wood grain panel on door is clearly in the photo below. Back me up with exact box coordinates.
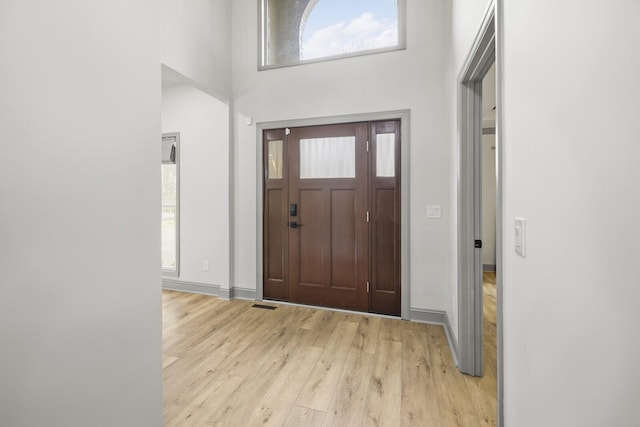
[299,189,324,286]
[331,189,356,289]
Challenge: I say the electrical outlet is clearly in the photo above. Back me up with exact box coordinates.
[202,260,209,271]
[427,204,441,218]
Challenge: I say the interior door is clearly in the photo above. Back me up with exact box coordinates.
[288,123,369,311]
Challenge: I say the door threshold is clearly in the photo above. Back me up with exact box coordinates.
[261,298,401,320]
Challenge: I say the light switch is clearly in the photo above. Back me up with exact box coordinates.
[514,218,526,257]
[427,204,441,218]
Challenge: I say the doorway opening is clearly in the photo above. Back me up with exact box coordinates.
[481,61,498,393]
[457,1,495,376]
[262,121,401,316]
[456,1,502,425]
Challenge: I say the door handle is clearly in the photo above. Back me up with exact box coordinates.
[288,221,303,229]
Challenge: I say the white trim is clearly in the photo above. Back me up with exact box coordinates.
[495,2,505,425]
[256,110,411,319]
[483,264,497,272]
[457,1,504,425]
[457,0,495,378]
[410,308,447,324]
[232,287,258,300]
[444,312,460,368]
[228,101,236,302]
[162,279,258,301]
[162,279,220,297]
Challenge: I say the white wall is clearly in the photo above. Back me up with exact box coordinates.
[162,83,230,289]
[481,134,496,267]
[501,0,640,425]
[231,0,452,313]
[162,0,232,100]
[446,0,497,340]
[0,1,162,426]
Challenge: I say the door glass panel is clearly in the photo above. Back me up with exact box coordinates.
[376,133,395,177]
[300,136,356,178]
[268,140,284,179]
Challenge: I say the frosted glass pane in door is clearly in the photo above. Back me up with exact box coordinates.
[376,133,395,177]
[268,140,284,179]
[300,136,356,178]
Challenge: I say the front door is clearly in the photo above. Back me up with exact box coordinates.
[263,121,401,315]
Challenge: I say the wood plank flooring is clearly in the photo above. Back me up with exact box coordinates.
[163,281,497,427]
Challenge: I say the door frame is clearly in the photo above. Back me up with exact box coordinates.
[457,0,504,425]
[457,1,495,377]
[255,110,411,319]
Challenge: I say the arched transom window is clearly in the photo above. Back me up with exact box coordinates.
[261,0,405,69]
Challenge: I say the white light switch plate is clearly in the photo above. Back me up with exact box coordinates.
[427,204,441,218]
[514,218,526,257]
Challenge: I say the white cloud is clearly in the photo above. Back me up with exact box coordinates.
[301,12,398,60]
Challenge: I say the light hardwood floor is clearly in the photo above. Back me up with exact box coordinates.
[163,282,497,427]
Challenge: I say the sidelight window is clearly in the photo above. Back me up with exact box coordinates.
[376,133,395,177]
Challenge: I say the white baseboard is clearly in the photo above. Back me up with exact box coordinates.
[483,264,496,272]
[443,312,459,367]
[162,279,257,301]
[410,308,459,368]
[231,287,258,300]
[162,279,220,296]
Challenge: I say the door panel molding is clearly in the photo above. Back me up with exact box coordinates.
[256,110,410,319]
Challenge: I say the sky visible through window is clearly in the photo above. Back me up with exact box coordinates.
[301,0,398,60]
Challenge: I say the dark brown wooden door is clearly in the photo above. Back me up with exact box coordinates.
[288,123,369,311]
[263,120,401,315]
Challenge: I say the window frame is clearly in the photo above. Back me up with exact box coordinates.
[258,0,407,70]
[161,132,180,278]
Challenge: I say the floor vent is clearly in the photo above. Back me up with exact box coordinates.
[252,304,277,310]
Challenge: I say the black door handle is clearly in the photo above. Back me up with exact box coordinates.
[288,221,302,229]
